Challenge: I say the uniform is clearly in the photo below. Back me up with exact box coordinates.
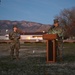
[48,26,63,37]
[9,30,20,60]
[48,19,64,61]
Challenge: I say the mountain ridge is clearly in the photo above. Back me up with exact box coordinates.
[0,20,51,34]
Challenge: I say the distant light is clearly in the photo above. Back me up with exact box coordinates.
[43,31,45,33]
[27,37,30,39]
[35,37,37,39]
[6,29,8,32]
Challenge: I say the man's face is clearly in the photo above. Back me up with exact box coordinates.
[13,27,18,32]
[54,22,59,27]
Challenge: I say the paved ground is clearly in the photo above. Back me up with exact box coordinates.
[0,43,75,75]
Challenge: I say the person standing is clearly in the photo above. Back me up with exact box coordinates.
[48,19,64,61]
[9,25,20,60]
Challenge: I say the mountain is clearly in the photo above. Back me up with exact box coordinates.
[0,20,51,34]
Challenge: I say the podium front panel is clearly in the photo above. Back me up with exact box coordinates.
[47,40,57,63]
[48,40,53,61]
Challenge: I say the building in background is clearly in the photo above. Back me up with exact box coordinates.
[0,31,47,43]
[20,32,46,43]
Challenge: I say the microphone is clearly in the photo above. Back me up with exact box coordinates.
[51,25,55,29]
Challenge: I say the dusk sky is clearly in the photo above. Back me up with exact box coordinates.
[0,0,75,24]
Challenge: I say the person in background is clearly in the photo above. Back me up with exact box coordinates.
[9,25,20,60]
[48,19,64,61]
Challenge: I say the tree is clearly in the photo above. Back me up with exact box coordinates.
[55,7,75,38]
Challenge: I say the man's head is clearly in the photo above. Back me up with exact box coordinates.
[13,25,18,32]
[53,19,59,27]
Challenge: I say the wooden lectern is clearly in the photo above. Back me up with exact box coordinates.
[43,34,58,63]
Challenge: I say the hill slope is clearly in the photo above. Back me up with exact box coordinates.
[0,20,51,34]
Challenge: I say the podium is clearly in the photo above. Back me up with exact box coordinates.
[43,34,58,63]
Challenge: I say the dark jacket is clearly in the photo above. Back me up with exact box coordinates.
[9,31,20,43]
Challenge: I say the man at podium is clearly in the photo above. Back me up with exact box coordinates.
[48,19,64,61]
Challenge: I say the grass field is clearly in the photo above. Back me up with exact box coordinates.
[0,42,75,75]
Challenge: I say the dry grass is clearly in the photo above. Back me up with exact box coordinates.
[0,42,75,75]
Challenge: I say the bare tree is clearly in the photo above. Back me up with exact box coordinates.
[55,7,75,38]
